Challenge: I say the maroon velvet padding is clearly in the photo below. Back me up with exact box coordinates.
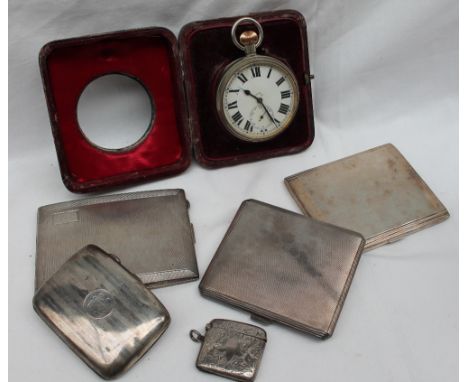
[180,10,315,167]
[40,28,190,192]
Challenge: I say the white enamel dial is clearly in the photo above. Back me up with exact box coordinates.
[216,56,299,142]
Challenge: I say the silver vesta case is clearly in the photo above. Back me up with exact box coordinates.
[35,189,198,290]
[199,200,365,338]
[284,144,449,251]
[190,319,267,381]
[33,245,170,379]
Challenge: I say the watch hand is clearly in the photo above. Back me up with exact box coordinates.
[243,89,261,103]
[243,89,278,127]
[261,105,278,127]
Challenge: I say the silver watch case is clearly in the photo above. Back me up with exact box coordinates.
[216,55,300,142]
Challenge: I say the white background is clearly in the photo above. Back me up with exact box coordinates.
[8,1,458,381]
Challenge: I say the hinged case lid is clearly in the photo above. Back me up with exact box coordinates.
[40,27,191,192]
[39,10,314,192]
[33,245,170,379]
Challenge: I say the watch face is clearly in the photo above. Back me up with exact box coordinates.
[216,56,299,142]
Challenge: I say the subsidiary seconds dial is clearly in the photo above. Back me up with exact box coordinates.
[216,18,300,142]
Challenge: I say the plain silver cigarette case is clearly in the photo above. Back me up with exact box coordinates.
[285,144,449,251]
[33,245,170,379]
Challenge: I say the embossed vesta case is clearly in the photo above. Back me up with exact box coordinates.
[190,319,267,381]
[284,144,449,251]
[35,189,198,291]
[200,200,365,338]
[33,245,170,379]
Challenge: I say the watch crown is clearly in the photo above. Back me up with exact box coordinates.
[239,30,259,46]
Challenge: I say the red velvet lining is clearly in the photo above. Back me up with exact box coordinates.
[40,28,190,192]
[180,10,315,167]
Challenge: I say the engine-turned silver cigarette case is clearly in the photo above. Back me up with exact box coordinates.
[35,189,198,290]
[199,200,365,338]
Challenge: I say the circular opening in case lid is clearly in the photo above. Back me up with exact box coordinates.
[77,74,154,151]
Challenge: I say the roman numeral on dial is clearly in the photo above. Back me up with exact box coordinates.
[244,120,253,132]
[237,73,248,83]
[251,66,261,78]
[267,68,272,78]
[278,103,289,114]
[227,101,237,110]
[281,90,291,99]
[276,77,285,86]
[232,111,243,125]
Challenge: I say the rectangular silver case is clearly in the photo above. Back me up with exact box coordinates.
[35,189,198,290]
[284,144,449,251]
[199,200,365,338]
[194,319,267,382]
[33,245,170,379]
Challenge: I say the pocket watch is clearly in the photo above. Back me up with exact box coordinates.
[216,17,300,142]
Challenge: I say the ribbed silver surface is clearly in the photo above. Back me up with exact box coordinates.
[35,189,198,290]
[200,200,365,338]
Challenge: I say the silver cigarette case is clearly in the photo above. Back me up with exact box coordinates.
[33,245,170,379]
[199,200,365,338]
[35,189,198,290]
[284,144,449,251]
[190,319,267,381]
